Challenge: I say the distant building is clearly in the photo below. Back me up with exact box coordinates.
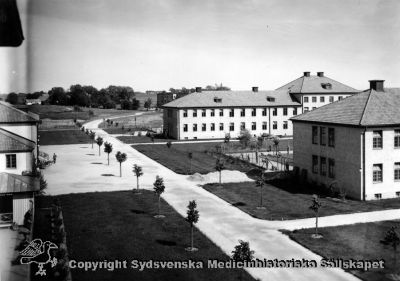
[291,80,400,200]
[25,99,42,105]
[157,91,190,108]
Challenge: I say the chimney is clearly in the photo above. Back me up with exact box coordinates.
[317,72,324,77]
[369,80,385,92]
[252,86,258,93]
[303,71,310,77]
[195,87,202,93]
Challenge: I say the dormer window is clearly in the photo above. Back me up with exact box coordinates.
[321,83,332,90]
[266,96,275,102]
[214,97,222,103]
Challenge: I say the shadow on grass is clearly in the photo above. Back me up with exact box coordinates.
[232,202,246,207]
[91,162,103,165]
[130,209,147,214]
[80,146,89,148]
[156,239,177,246]
[101,174,115,177]
[86,153,95,156]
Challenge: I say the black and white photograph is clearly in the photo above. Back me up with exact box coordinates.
[0,0,399,280]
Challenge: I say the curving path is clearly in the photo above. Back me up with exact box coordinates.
[41,114,400,281]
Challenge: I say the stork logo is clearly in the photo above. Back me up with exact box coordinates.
[19,239,58,276]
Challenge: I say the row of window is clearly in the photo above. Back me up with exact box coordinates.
[372,130,400,149]
[372,163,400,183]
[6,154,17,168]
[312,126,335,147]
[182,107,298,118]
[182,121,289,132]
[312,156,335,178]
[304,96,344,103]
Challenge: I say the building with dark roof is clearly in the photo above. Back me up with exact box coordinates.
[291,80,400,200]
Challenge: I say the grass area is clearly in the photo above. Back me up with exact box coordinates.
[283,220,400,281]
[100,111,163,133]
[133,142,252,174]
[49,190,254,281]
[39,129,91,145]
[202,181,400,220]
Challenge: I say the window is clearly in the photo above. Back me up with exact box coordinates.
[219,109,224,117]
[328,158,335,178]
[320,96,325,103]
[283,121,288,129]
[338,96,343,100]
[375,193,382,199]
[202,123,206,131]
[293,108,297,115]
[229,109,234,117]
[373,131,382,149]
[229,123,234,131]
[6,154,16,168]
[373,164,383,183]
[312,155,318,174]
[312,126,318,144]
[262,108,267,116]
[193,124,197,132]
[272,108,277,116]
[240,122,245,130]
[262,122,267,130]
[241,109,245,117]
[202,109,206,117]
[251,108,256,116]
[320,157,327,176]
[304,97,309,103]
[312,107,317,110]
[211,123,215,131]
[183,124,188,132]
[395,163,400,180]
[396,192,400,198]
[304,107,309,112]
[183,110,188,117]
[312,97,317,103]
[328,128,335,147]
[320,127,327,146]
[273,121,277,130]
[219,123,224,131]
[329,96,334,102]
[395,130,400,148]
[211,109,215,117]
[193,110,197,117]
[251,122,256,130]
[283,108,288,116]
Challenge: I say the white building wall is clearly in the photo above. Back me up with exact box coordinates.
[0,152,33,175]
[13,194,34,225]
[301,94,352,113]
[364,128,400,200]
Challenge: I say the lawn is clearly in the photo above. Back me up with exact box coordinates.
[283,220,400,281]
[133,142,253,174]
[202,181,400,220]
[39,191,254,281]
[39,129,91,145]
[100,111,163,133]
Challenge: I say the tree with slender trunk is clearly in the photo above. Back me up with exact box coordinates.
[188,152,193,174]
[185,200,199,252]
[380,226,400,271]
[133,164,143,193]
[273,137,280,170]
[215,159,225,186]
[166,141,172,149]
[153,176,165,218]
[115,151,127,177]
[95,136,103,156]
[232,240,255,281]
[309,195,322,238]
[103,142,113,165]
[89,131,96,148]
[256,175,266,209]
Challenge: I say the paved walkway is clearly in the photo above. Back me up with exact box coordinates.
[40,115,400,281]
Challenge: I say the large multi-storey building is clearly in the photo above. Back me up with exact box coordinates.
[291,80,400,200]
[162,72,358,140]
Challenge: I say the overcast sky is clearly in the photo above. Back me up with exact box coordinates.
[1,0,399,93]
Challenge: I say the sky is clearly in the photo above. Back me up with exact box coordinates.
[1,0,399,93]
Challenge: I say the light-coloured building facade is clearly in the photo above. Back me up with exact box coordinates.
[292,80,400,200]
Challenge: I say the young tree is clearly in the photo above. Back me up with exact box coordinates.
[89,131,96,149]
[256,175,266,209]
[153,176,165,218]
[215,159,225,186]
[103,142,113,165]
[238,129,252,148]
[144,97,152,111]
[309,195,322,238]
[380,226,400,269]
[166,141,172,149]
[273,137,280,169]
[115,151,127,177]
[37,173,47,196]
[232,240,254,281]
[186,200,200,251]
[133,164,143,192]
[188,152,193,174]
[95,136,103,156]
[224,133,231,143]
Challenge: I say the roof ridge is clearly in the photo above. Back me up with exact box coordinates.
[323,76,359,92]
[359,90,373,126]
[299,76,306,93]
[275,76,303,90]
